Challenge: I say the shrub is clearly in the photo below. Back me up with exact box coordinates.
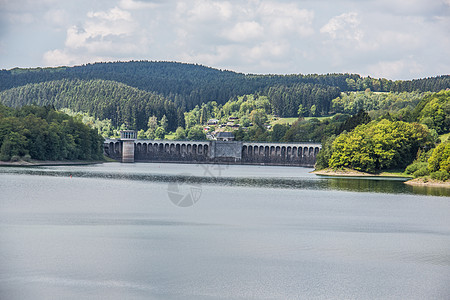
[0,153,10,161]
[405,162,428,174]
[413,166,430,178]
[10,155,20,162]
[430,170,449,181]
[23,154,31,162]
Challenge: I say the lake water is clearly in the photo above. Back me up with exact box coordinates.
[0,163,449,299]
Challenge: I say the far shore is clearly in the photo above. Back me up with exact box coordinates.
[311,168,411,178]
[0,160,105,167]
[404,178,450,188]
[312,168,450,188]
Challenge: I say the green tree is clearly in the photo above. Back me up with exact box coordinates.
[428,141,450,173]
[186,125,206,140]
[137,129,146,139]
[154,127,165,139]
[329,120,432,173]
[315,135,336,170]
[271,124,289,142]
[159,115,168,131]
[310,105,317,117]
[174,127,186,140]
[147,116,158,130]
[297,104,305,117]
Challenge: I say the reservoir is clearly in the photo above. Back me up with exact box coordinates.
[0,163,449,299]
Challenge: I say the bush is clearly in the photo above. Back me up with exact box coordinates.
[0,153,10,161]
[405,162,428,174]
[10,155,20,162]
[430,170,450,181]
[413,166,430,178]
[23,154,31,162]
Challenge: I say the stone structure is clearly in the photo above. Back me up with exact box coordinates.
[104,131,321,167]
[119,130,137,163]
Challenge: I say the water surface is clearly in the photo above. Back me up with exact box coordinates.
[0,163,449,299]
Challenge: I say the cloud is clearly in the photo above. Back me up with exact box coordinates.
[178,0,233,23]
[367,57,424,79]
[119,0,159,10]
[0,0,445,78]
[44,6,149,66]
[223,21,264,42]
[320,12,362,41]
[173,0,314,71]
[256,2,314,37]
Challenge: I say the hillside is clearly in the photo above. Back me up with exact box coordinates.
[0,79,181,131]
[1,61,449,112]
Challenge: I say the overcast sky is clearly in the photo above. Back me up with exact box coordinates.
[0,0,449,79]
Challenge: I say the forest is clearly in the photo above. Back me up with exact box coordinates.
[1,61,449,112]
[0,104,104,161]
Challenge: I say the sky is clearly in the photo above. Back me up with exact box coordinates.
[0,0,449,79]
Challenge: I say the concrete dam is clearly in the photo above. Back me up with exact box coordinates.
[104,131,321,167]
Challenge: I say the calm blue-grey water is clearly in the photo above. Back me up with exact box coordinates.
[0,163,449,299]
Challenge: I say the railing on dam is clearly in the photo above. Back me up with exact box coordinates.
[104,139,321,167]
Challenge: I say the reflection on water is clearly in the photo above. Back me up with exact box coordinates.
[0,162,448,197]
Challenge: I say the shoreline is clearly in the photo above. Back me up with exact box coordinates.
[0,160,105,167]
[312,168,449,188]
[311,168,410,178]
[404,178,450,188]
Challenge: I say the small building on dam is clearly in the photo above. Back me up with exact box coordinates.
[104,130,321,167]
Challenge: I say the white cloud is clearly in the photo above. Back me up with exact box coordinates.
[179,0,233,23]
[367,57,424,79]
[43,6,150,66]
[223,21,264,42]
[119,0,159,10]
[320,12,362,41]
[172,0,314,72]
[87,7,132,21]
[257,2,314,37]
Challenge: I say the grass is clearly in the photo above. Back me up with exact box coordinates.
[270,115,333,126]
[164,132,176,140]
[271,117,298,126]
[378,170,413,178]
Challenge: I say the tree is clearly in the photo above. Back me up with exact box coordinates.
[310,105,317,117]
[174,127,186,140]
[329,120,433,173]
[159,115,168,131]
[154,127,165,140]
[271,124,289,142]
[186,125,206,140]
[147,116,158,130]
[137,129,146,139]
[297,104,305,117]
[249,109,267,127]
[315,135,336,170]
[339,109,371,133]
[428,141,450,173]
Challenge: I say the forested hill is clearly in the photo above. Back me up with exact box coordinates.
[1,61,449,111]
[0,79,181,132]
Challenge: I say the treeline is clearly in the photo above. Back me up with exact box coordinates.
[0,79,182,132]
[0,104,104,161]
[1,61,448,111]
